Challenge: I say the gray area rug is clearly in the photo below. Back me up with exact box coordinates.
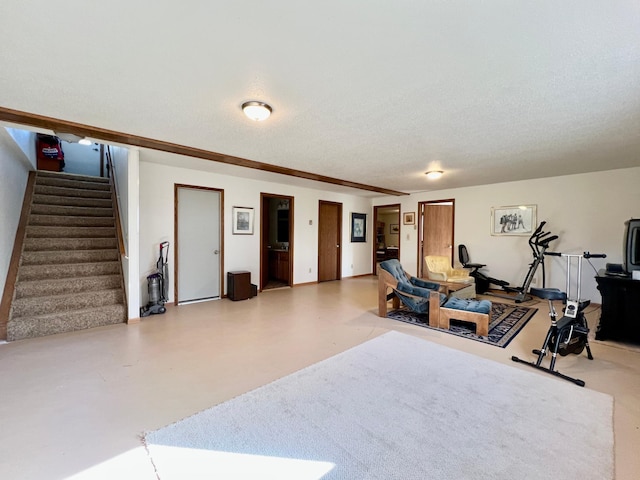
[144,331,614,479]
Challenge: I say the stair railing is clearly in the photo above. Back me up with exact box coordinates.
[105,146,127,258]
[0,171,37,339]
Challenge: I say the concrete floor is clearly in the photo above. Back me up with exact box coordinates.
[0,276,638,479]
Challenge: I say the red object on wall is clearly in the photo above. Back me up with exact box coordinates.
[36,134,65,171]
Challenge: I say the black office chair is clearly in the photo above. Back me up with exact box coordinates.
[458,245,486,274]
[458,244,509,294]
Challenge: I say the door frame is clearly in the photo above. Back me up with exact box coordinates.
[174,184,224,304]
[372,204,401,275]
[260,193,294,290]
[318,200,342,282]
[417,199,455,278]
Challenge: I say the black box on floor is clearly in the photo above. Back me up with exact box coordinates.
[251,284,258,297]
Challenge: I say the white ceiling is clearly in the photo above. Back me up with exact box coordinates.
[1,1,639,195]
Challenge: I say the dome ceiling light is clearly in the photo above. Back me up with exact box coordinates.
[242,101,272,121]
[425,170,444,180]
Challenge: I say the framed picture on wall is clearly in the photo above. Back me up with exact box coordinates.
[232,206,254,235]
[351,212,367,242]
[390,224,400,234]
[403,212,415,225]
[490,205,536,236]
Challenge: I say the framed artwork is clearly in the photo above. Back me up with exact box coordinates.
[390,224,400,234]
[232,206,254,235]
[403,212,415,225]
[351,212,367,242]
[491,205,537,236]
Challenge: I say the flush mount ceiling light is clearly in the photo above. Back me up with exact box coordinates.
[242,101,272,121]
[55,132,92,145]
[425,170,444,180]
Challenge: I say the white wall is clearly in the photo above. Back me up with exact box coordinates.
[378,212,400,247]
[374,167,640,303]
[61,141,100,176]
[108,145,141,320]
[138,161,373,306]
[5,127,36,169]
[110,146,130,254]
[0,128,34,298]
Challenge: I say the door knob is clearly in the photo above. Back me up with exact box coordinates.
[214,249,220,254]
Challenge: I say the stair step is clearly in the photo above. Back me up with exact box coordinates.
[26,225,117,238]
[29,214,115,227]
[23,237,118,252]
[11,288,124,318]
[36,171,110,184]
[30,204,113,217]
[34,185,112,199]
[35,176,111,191]
[21,249,119,265]
[7,303,126,341]
[18,261,121,281]
[15,274,122,299]
[32,194,113,209]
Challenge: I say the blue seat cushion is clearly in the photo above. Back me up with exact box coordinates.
[395,293,431,314]
[443,296,492,314]
[379,259,407,282]
[409,276,440,290]
[396,281,447,305]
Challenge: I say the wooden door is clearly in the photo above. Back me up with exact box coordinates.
[419,201,454,277]
[318,201,342,282]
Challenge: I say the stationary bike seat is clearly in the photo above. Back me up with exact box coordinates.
[530,287,567,302]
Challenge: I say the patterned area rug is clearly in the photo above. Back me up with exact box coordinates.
[387,302,537,348]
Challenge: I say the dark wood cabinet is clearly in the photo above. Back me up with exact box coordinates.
[595,273,640,343]
[227,271,253,301]
[268,250,289,283]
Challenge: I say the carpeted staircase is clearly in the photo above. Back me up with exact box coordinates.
[6,170,127,341]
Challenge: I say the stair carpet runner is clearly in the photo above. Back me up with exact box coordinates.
[7,171,126,341]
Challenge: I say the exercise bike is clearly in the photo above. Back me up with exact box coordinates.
[511,251,606,387]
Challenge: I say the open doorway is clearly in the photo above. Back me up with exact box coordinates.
[373,204,401,275]
[260,193,294,290]
[417,199,455,278]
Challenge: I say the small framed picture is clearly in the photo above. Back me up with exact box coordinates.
[490,205,537,236]
[403,212,415,225]
[390,224,400,234]
[351,212,367,242]
[232,206,254,235]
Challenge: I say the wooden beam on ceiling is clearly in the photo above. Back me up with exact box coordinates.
[0,106,408,196]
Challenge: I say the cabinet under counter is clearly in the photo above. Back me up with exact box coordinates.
[268,250,290,283]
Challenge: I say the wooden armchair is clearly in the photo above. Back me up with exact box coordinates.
[377,259,444,327]
[378,259,492,336]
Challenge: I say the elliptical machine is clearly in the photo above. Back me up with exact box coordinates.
[140,241,170,317]
[511,250,606,387]
[462,221,558,303]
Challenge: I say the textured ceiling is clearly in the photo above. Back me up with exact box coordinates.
[1,1,639,195]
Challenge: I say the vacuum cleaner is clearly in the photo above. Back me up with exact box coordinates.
[140,241,170,317]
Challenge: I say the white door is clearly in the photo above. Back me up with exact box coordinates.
[177,187,221,304]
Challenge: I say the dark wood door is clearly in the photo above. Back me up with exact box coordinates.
[318,201,342,282]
